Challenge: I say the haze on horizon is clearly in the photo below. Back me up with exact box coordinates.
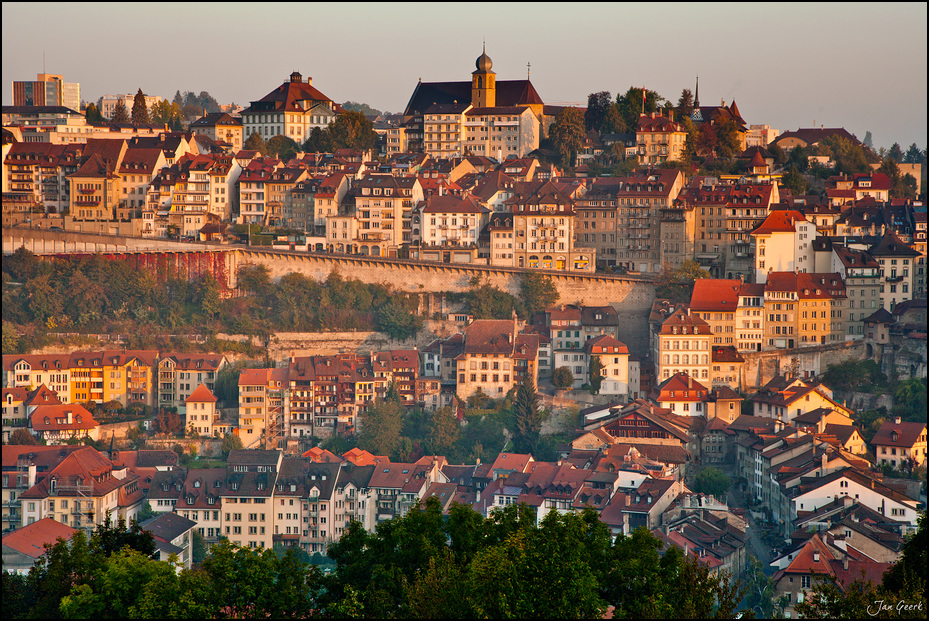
[2,2,926,150]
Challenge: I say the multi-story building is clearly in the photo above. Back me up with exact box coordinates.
[870,418,927,468]
[831,245,881,338]
[635,112,687,165]
[18,446,144,531]
[189,112,244,153]
[659,201,696,272]
[585,335,632,399]
[751,210,816,283]
[67,350,158,407]
[735,282,766,352]
[67,139,128,222]
[219,450,282,549]
[345,175,421,257]
[185,384,219,438]
[656,306,712,383]
[402,48,547,154]
[265,167,309,227]
[13,74,80,111]
[156,353,226,413]
[689,279,740,348]
[116,148,166,220]
[238,368,289,450]
[509,180,595,272]
[241,72,340,143]
[413,193,490,251]
[868,231,919,311]
[290,173,348,235]
[3,354,72,400]
[456,319,540,399]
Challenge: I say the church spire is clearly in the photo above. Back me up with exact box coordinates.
[694,76,700,108]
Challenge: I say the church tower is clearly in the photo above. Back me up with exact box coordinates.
[471,44,496,108]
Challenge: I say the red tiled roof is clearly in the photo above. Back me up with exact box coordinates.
[2,517,78,558]
[690,279,741,312]
[871,420,926,449]
[185,384,217,403]
[751,210,808,235]
[30,404,98,432]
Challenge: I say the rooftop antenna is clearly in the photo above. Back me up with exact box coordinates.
[527,61,531,79]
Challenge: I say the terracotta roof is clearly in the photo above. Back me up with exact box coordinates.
[690,279,741,312]
[2,517,78,558]
[659,306,711,335]
[185,384,217,403]
[30,403,98,432]
[751,210,808,235]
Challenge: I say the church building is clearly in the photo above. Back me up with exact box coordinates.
[402,47,552,160]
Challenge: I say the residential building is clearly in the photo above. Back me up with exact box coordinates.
[140,512,197,571]
[29,403,99,444]
[414,193,491,251]
[585,335,632,398]
[509,180,596,272]
[656,306,712,383]
[238,367,289,450]
[3,354,72,400]
[67,350,158,407]
[17,446,145,531]
[871,418,927,468]
[219,450,282,549]
[185,384,219,438]
[2,517,78,574]
[635,112,687,165]
[351,175,423,257]
[157,353,226,413]
[751,210,816,283]
[456,319,539,399]
[654,373,710,417]
[831,245,881,338]
[868,231,919,311]
[189,112,244,152]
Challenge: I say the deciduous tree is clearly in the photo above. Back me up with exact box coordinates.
[519,272,559,319]
[243,131,268,156]
[552,366,575,390]
[585,91,612,132]
[549,107,586,167]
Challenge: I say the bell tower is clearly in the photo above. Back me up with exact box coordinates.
[471,44,496,108]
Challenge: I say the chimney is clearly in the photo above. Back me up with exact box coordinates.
[28,464,37,488]
[821,452,827,471]
[843,555,848,571]
[894,417,901,425]
[625,493,630,506]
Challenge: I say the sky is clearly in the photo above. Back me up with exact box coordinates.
[3,2,927,150]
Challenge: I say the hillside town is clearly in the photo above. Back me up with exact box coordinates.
[2,43,927,619]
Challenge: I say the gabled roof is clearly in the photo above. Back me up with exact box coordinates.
[751,210,808,235]
[690,279,741,312]
[185,384,217,403]
[871,420,926,448]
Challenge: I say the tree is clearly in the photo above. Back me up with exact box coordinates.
[862,130,873,150]
[549,107,586,167]
[585,91,613,132]
[902,143,924,164]
[888,142,904,163]
[236,264,271,297]
[512,376,541,454]
[221,433,243,459]
[266,135,300,162]
[2,321,20,355]
[111,98,130,124]
[552,366,575,390]
[892,378,927,421]
[84,103,103,123]
[692,467,731,499]
[519,273,559,319]
[341,101,383,117]
[153,407,184,436]
[713,116,741,159]
[616,86,665,132]
[131,89,151,125]
[589,355,604,394]
[781,168,808,195]
[8,428,38,445]
[600,103,625,135]
[150,100,184,130]
[656,260,710,303]
[375,298,422,340]
[677,88,695,117]
[303,126,333,153]
[329,110,378,151]
[359,398,404,458]
[427,407,460,456]
[243,132,269,156]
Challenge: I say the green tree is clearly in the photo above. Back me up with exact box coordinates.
[359,398,404,458]
[677,88,695,117]
[303,126,334,153]
[892,379,927,421]
[552,366,575,390]
[902,143,924,164]
[236,264,271,297]
[375,298,422,340]
[131,89,151,125]
[110,98,130,124]
[692,467,731,499]
[781,168,808,195]
[266,135,300,161]
[519,272,559,319]
[600,103,626,135]
[888,142,904,163]
[220,433,243,459]
[427,407,460,455]
[616,86,665,132]
[589,355,604,394]
[549,107,586,167]
[243,132,269,156]
[585,91,613,132]
[84,103,103,123]
[2,321,20,355]
[714,115,741,159]
[341,101,383,117]
[656,260,711,303]
[329,110,378,151]
[512,376,541,454]
[150,100,184,130]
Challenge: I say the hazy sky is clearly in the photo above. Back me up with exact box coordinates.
[3,2,926,149]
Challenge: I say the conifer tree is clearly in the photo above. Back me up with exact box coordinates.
[131,88,151,125]
[111,98,130,124]
[512,375,541,454]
